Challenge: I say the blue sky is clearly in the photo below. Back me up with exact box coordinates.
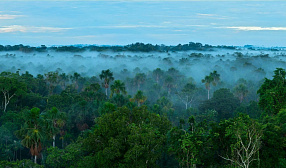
[0,1,286,46]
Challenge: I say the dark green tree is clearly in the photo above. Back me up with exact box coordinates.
[257,68,286,115]
[99,69,114,97]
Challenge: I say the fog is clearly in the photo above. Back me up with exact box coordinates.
[1,49,285,85]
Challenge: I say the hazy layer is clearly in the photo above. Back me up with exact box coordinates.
[1,49,285,84]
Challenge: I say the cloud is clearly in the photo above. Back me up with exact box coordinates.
[93,24,207,29]
[223,26,286,31]
[0,14,24,19]
[197,13,216,17]
[196,13,230,20]
[0,25,72,33]
[96,25,166,28]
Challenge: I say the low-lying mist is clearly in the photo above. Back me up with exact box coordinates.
[1,48,285,85]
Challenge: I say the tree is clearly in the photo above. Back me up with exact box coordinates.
[0,77,27,112]
[168,116,210,168]
[83,106,171,168]
[234,84,249,103]
[45,71,59,95]
[59,73,69,90]
[134,73,146,90]
[70,72,81,90]
[164,76,175,95]
[257,68,286,115]
[46,141,84,168]
[202,71,221,100]
[259,109,286,168]
[156,96,174,115]
[43,107,66,148]
[199,88,239,121]
[210,70,220,86]
[202,75,213,100]
[110,80,126,97]
[176,83,197,110]
[153,68,164,84]
[130,91,147,107]
[220,115,263,168]
[99,69,114,97]
[15,108,45,164]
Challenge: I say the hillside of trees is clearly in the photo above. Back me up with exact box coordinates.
[0,46,285,167]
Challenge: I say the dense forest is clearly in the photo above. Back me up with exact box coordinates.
[0,43,285,167]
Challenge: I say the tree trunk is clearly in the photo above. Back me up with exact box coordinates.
[105,88,108,97]
[53,135,56,148]
[207,89,210,100]
[156,75,159,84]
[34,155,37,164]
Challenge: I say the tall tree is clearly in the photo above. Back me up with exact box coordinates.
[164,76,175,95]
[130,90,147,107]
[99,69,114,97]
[220,115,263,168]
[257,68,286,115]
[176,83,197,110]
[43,107,66,148]
[45,72,59,95]
[201,75,213,100]
[0,77,27,112]
[134,73,146,90]
[210,70,220,86]
[152,68,164,84]
[110,80,127,97]
[15,108,45,164]
[234,83,248,103]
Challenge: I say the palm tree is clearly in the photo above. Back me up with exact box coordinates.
[45,71,59,95]
[234,84,248,103]
[153,68,164,84]
[70,72,81,90]
[134,73,146,90]
[15,108,45,164]
[202,75,214,100]
[99,69,114,97]
[59,73,69,90]
[130,90,147,107]
[43,107,66,148]
[210,70,220,86]
[164,76,175,95]
[110,80,127,97]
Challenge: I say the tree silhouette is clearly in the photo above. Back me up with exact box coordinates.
[110,80,127,97]
[15,108,44,164]
[234,84,248,103]
[130,90,147,107]
[99,69,114,97]
[202,75,213,100]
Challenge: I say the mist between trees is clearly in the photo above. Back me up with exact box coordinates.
[0,45,285,167]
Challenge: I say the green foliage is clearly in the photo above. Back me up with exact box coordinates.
[0,76,27,112]
[83,106,171,168]
[257,68,286,115]
[46,141,83,168]
[259,109,286,168]
[130,90,147,107]
[199,88,240,121]
[0,159,44,168]
[210,114,263,168]
[168,116,211,168]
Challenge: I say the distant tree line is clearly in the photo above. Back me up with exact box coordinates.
[0,42,236,53]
